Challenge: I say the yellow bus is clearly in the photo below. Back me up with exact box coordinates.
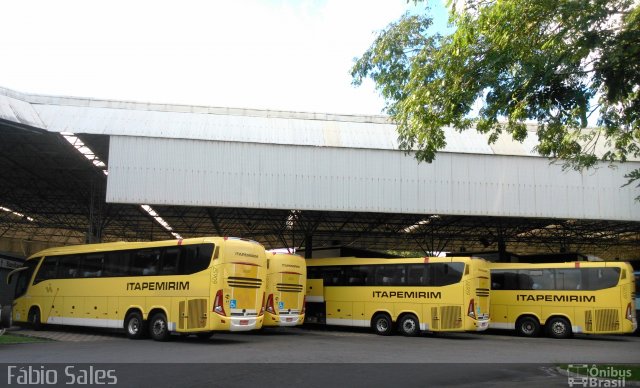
[489,261,637,338]
[7,237,267,340]
[305,256,490,336]
[262,252,306,327]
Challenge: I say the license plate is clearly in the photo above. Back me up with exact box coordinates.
[239,320,249,325]
[286,318,293,322]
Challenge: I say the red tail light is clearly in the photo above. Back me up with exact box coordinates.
[626,303,633,321]
[213,289,226,316]
[468,298,476,318]
[266,293,275,315]
[301,296,306,314]
[259,292,265,316]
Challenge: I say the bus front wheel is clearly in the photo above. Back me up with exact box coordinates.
[398,315,420,336]
[125,311,147,340]
[546,317,572,339]
[149,312,170,341]
[516,316,540,337]
[28,307,43,331]
[372,314,393,336]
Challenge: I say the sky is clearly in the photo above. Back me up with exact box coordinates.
[0,0,450,115]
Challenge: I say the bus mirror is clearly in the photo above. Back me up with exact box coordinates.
[6,267,27,285]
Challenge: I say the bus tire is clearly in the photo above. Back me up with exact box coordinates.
[124,311,147,340]
[28,307,43,331]
[372,313,393,336]
[149,312,170,342]
[515,316,540,337]
[546,317,572,339]
[398,314,420,336]
[1,305,13,329]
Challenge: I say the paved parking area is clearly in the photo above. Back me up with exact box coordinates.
[6,326,125,342]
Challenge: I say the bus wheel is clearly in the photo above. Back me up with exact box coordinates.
[398,315,420,336]
[516,316,540,337]
[546,317,572,339]
[372,314,393,336]
[28,307,43,331]
[149,312,170,341]
[125,311,147,340]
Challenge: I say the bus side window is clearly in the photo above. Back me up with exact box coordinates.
[180,244,214,274]
[161,247,180,275]
[104,251,129,277]
[491,272,504,290]
[131,249,160,276]
[80,253,104,278]
[34,257,58,284]
[57,255,79,278]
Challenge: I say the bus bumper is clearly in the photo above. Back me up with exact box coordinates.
[263,313,304,327]
[228,316,262,331]
[475,318,490,331]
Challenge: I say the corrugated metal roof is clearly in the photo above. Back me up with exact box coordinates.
[0,85,538,157]
[106,135,640,221]
[0,85,630,160]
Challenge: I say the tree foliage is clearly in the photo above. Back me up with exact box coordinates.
[352,0,640,193]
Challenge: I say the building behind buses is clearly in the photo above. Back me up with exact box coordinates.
[489,261,637,338]
[305,256,490,336]
[8,237,267,340]
[263,252,306,327]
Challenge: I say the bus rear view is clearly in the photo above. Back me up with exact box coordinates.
[263,252,306,327]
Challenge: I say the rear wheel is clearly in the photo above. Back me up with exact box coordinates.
[28,307,43,331]
[546,317,572,339]
[124,311,146,339]
[515,316,540,337]
[398,315,420,336]
[149,312,170,341]
[372,313,393,336]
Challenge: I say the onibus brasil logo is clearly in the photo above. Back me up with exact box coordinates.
[567,364,632,387]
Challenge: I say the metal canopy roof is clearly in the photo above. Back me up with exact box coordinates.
[0,87,639,260]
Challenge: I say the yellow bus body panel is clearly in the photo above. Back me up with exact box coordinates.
[305,256,490,333]
[11,237,267,335]
[263,253,307,327]
[488,261,637,335]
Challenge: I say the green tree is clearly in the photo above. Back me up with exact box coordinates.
[352,0,640,195]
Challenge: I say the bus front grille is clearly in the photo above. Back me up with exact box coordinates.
[227,277,262,289]
[276,283,303,292]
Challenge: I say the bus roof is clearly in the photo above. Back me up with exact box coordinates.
[488,261,633,269]
[305,256,485,266]
[26,237,227,260]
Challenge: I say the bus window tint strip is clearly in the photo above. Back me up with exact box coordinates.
[31,243,215,283]
[491,267,621,291]
[307,263,465,287]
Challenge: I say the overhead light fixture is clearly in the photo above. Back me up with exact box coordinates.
[60,132,108,176]
[141,205,182,239]
[0,206,35,222]
[402,215,440,233]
